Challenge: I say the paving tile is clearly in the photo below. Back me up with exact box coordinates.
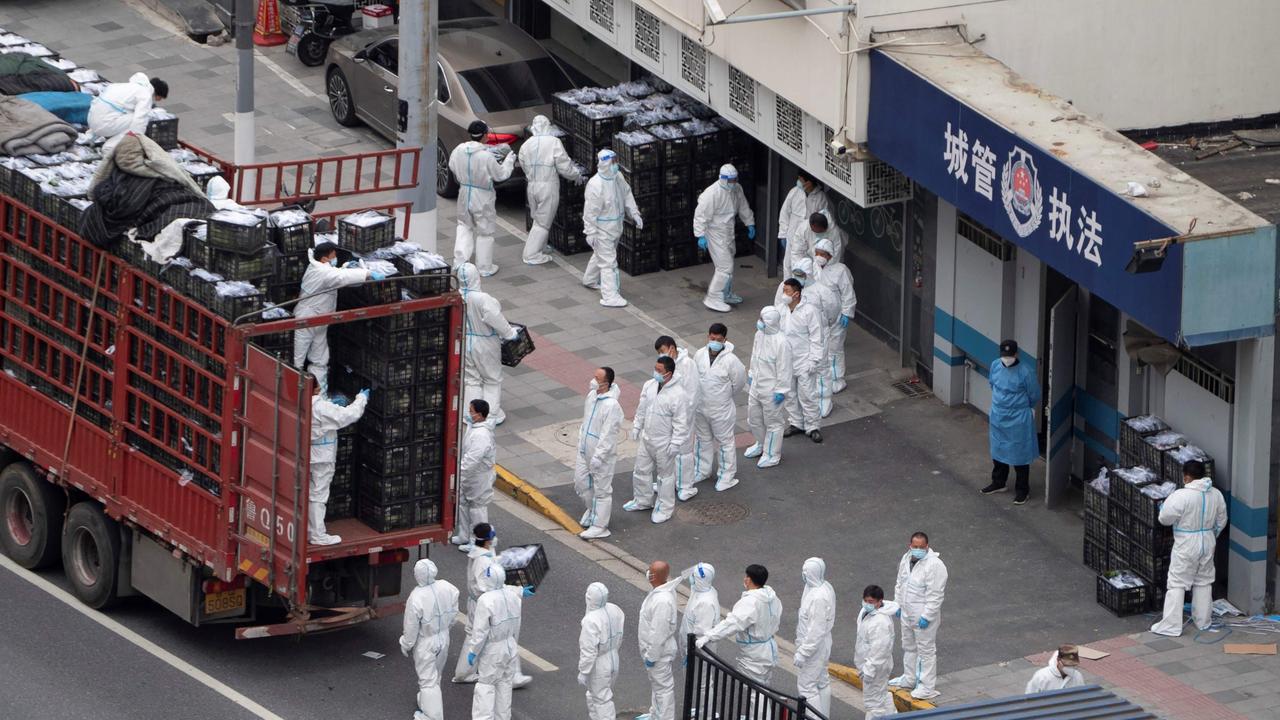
[92,20,123,31]
[1210,689,1251,704]
[1145,638,1183,651]
[547,296,578,310]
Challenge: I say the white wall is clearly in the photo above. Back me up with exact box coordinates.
[953,232,1005,414]
[1162,370,1233,491]
[856,0,1280,129]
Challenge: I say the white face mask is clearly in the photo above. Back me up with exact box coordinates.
[796,179,805,191]
[589,378,599,391]
[815,256,829,267]
[1000,356,1016,367]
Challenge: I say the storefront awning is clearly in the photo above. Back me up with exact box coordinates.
[867,28,1275,346]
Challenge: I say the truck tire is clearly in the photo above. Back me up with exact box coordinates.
[0,462,65,569]
[61,502,121,609]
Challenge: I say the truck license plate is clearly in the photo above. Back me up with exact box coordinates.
[205,588,246,615]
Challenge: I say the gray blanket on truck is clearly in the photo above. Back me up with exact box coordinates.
[0,95,77,155]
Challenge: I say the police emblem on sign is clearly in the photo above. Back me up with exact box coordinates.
[1000,147,1043,238]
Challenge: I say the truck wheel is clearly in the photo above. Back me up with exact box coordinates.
[61,502,121,609]
[0,462,65,569]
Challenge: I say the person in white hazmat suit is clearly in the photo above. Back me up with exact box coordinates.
[294,242,378,389]
[1024,645,1084,694]
[857,586,900,719]
[780,257,840,418]
[399,559,460,720]
[452,400,497,551]
[794,558,836,716]
[778,172,829,275]
[814,237,857,394]
[697,563,783,718]
[519,115,582,265]
[623,357,691,524]
[1150,459,1228,637]
[453,525,530,688]
[88,73,167,155]
[654,336,700,500]
[578,582,625,720]
[890,532,949,700]
[681,563,721,705]
[450,120,517,276]
[456,263,520,425]
[638,560,681,720]
[309,386,368,545]
[778,276,827,442]
[744,306,792,469]
[692,324,747,491]
[693,164,756,312]
[574,367,624,539]
[464,563,535,720]
[582,149,642,307]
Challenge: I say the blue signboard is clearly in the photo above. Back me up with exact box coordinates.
[868,51,1183,342]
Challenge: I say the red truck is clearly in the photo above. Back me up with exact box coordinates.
[0,146,460,637]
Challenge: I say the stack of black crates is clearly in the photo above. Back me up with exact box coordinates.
[1086,415,1216,615]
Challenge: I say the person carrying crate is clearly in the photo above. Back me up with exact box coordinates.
[293,242,381,389]
[309,384,369,545]
[456,263,520,426]
[450,120,516,277]
[519,115,582,266]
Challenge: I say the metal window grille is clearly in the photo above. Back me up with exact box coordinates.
[1175,354,1235,404]
[589,0,615,33]
[823,125,852,184]
[634,6,661,62]
[864,159,913,205]
[958,213,1015,261]
[728,65,756,122]
[775,96,804,153]
[680,35,707,91]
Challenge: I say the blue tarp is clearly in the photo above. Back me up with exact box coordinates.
[18,91,91,125]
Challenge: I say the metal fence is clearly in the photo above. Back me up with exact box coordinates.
[682,634,830,720]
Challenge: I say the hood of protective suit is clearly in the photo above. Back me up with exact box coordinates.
[814,238,834,256]
[413,559,437,587]
[595,381,621,402]
[793,257,815,279]
[868,599,900,618]
[1187,477,1214,492]
[479,562,506,592]
[759,306,782,334]
[688,563,715,592]
[128,71,152,91]
[207,176,230,202]
[802,557,825,587]
[456,262,482,292]
[530,115,552,136]
[1043,651,1066,674]
[585,581,609,611]
[719,163,737,180]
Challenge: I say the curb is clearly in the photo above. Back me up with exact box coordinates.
[494,465,583,535]
[828,662,937,713]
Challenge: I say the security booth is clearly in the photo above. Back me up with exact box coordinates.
[865,28,1276,614]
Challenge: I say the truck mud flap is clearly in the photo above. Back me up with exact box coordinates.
[234,601,406,640]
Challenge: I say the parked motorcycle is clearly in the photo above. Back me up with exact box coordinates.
[282,0,397,67]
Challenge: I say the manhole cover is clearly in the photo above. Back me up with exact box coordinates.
[553,422,578,447]
[891,379,930,398]
[676,501,750,526]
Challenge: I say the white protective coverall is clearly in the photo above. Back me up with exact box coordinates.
[692,341,747,491]
[450,140,516,276]
[466,564,524,720]
[693,164,755,312]
[455,417,497,547]
[453,543,497,682]
[778,276,827,434]
[519,115,581,264]
[629,379,691,524]
[892,548,948,698]
[638,576,681,720]
[815,238,857,394]
[681,563,721,704]
[795,558,836,716]
[701,585,783,691]
[457,263,519,425]
[667,347,700,499]
[745,306,792,468]
[578,582,625,720]
[778,182,829,275]
[294,252,371,388]
[309,390,367,545]
[399,560,460,720]
[1150,477,1228,636]
[581,150,641,307]
[573,381,624,531]
[786,264,840,419]
[88,72,156,155]
[856,601,901,719]
[1024,652,1084,694]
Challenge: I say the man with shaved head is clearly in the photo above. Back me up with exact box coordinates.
[637,560,680,720]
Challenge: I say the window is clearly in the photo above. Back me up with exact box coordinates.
[437,63,449,103]
[456,57,573,113]
[366,39,398,75]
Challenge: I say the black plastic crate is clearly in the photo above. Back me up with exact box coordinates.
[501,543,549,590]
[207,291,263,321]
[614,134,661,172]
[661,191,692,218]
[657,133,693,165]
[500,325,534,368]
[418,324,448,355]
[338,212,395,253]
[359,500,416,532]
[1107,502,1132,538]
[358,354,417,388]
[1128,521,1175,556]
[659,242,701,271]
[356,465,442,504]
[661,215,693,244]
[1161,447,1214,485]
[1084,512,1108,546]
[662,163,691,191]
[551,93,578,127]
[569,108,626,144]
[1120,415,1170,465]
[1130,491,1165,527]
[207,212,271,255]
[631,194,660,225]
[1084,481,1108,519]
[624,168,661,198]
[359,439,416,476]
[145,116,179,150]
[210,244,279,281]
[1096,574,1150,617]
[328,491,355,520]
[1139,431,1185,475]
[389,260,451,298]
[414,411,445,439]
[365,324,419,358]
[358,407,415,445]
[272,213,314,254]
[365,386,414,416]
[554,195,586,228]
[549,223,591,255]
[1129,543,1171,582]
[619,241,661,276]
[1109,467,1158,512]
[278,251,307,284]
[413,384,446,414]
[690,128,727,162]
[416,353,447,383]
[1107,526,1130,558]
[622,220,660,248]
[1083,537,1106,574]
[183,222,212,267]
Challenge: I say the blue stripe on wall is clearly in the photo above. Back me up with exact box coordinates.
[1049,390,1075,435]
[1049,428,1072,458]
[1074,427,1118,463]
[1229,494,1269,539]
[1230,539,1269,563]
[934,308,1036,373]
[1075,388,1121,441]
[933,346,965,366]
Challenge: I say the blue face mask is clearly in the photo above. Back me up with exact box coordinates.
[910,548,927,560]
[653,371,665,383]
[328,258,338,267]
[708,340,724,352]
[862,602,876,613]
[796,179,804,191]
[756,320,766,331]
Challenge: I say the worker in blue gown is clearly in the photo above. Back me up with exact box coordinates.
[980,339,1040,505]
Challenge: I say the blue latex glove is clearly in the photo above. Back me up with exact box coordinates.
[343,260,360,268]
[370,271,387,281]
[772,392,784,406]
[467,652,477,666]
[522,585,536,597]
[840,314,851,329]
[359,388,371,401]
[747,225,756,240]
[681,657,688,668]
[644,659,656,669]
[779,236,787,250]
[918,617,930,629]
[747,376,753,386]
[696,236,708,250]
[896,608,902,618]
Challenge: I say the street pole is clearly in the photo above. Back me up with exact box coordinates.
[233,0,255,165]
[398,0,438,252]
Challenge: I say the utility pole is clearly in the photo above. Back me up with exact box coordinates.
[398,0,438,252]
[233,0,255,165]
